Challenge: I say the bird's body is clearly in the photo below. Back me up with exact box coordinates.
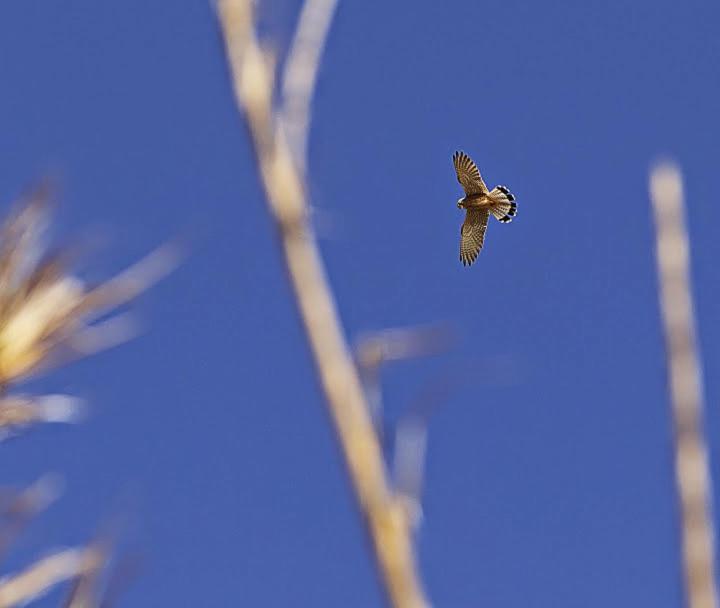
[452,151,516,266]
[457,192,494,210]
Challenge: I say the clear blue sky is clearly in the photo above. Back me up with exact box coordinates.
[1,1,719,606]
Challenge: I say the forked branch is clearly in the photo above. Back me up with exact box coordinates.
[216,1,429,606]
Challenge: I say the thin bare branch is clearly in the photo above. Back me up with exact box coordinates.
[0,475,63,560]
[0,547,100,607]
[97,553,142,608]
[281,0,339,172]
[216,1,429,605]
[0,395,84,440]
[62,536,112,608]
[61,510,139,608]
[356,325,453,371]
[356,324,453,447]
[392,416,427,530]
[650,162,718,608]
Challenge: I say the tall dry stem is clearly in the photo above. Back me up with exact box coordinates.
[216,1,429,606]
[650,162,718,608]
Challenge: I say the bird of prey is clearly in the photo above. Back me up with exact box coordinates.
[453,151,516,266]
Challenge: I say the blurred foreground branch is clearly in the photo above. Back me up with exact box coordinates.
[0,548,100,607]
[0,185,175,605]
[216,1,429,606]
[356,324,452,434]
[0,476,62,563]
[281,0,339,172]
[650,162,718,608]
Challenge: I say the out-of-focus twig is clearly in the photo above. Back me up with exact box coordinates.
[0,190,179,390]
[0,475,63,560]
[0,395,83,440]
[392,373,458,531]
[97,553,142,608]
[281,0,338,172]
[355,326,453,527]
[356,325,453,372]
[0,547,100,607]
[62,511,140,608]
[650,162,718,608]
[356,324,453,434]
[392,415,427,530]
[216,1,429,606]
[62,532,114,608]
[0,183,175,605]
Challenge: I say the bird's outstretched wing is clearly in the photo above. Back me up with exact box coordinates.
[453,151,488,196]
[460,208,489,266]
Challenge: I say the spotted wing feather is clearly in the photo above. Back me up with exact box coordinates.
[453,151,488,196]
[460,208,489,266]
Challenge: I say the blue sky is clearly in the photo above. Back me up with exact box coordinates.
[1,0,719,606]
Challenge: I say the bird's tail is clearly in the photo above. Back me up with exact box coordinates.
[489,185,517,223]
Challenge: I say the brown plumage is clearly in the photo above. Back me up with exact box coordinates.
[452,151,516,266]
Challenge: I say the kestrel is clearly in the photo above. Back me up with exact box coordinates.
[453,151,516,266]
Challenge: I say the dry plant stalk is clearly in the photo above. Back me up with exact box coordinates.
[0,548,101,607]
[0,189,176,421]
[0,475,63,560]
[216,1,429,606]
[356,325,452,435]
[650,163,719,608]
[62,530,118,608]
[281,0,339,172]
[0,187,175,605]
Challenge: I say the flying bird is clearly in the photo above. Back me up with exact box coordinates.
[453,151,516,266]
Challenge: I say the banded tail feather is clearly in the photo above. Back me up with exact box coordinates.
[489,185,517,223]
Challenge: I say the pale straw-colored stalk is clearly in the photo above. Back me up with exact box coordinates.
[650,162,718,608]
[216,1,429,605]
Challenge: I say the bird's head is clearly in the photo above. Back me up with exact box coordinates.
[457,198,464,209]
